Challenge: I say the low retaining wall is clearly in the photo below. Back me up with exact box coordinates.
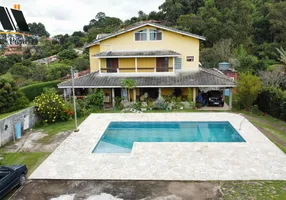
[0,107,39,147]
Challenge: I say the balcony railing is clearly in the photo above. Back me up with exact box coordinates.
[100,67,174,73]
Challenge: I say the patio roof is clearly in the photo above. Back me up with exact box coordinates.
[58,68,236,89]
[92,50,181,58]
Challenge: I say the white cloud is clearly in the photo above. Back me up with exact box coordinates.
[0,0,165,36]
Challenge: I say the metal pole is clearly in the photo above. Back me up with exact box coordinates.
[71,66,79,132]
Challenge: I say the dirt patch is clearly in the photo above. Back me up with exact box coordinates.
[11,180,223,200]
[3,131,71,153]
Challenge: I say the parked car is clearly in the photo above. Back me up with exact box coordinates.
[207,90,224,107]
[0,165,28,199]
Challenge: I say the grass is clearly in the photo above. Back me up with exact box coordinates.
[34,117,87,143]
[239,110,286,128]
[34,117,87,135]
[247,118,286,153]
[0,152,50,176]
[221,181,286,200]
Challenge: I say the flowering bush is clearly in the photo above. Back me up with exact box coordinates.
[34,89,71,123]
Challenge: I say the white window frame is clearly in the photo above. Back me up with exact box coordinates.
[186,56,194,62]
[134,29,147,41]
[174,57,182,70]
[150,29,162,41]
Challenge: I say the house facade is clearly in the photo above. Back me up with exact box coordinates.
[58,22,235,108]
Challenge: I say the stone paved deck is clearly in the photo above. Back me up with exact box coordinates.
[30,113,286,180]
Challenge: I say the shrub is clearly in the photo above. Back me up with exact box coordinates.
[57,49,78,60]
[46,63,70,81]
[75,99,87,118]
[154,96,168,110]
[34,89,71,123]
[237,73,262,109]
[20,80,61,101]
[84,89,104,111]
[132,101,142,110]
[256,87,286,121]
[114,96,122,109]
[0,74,29,113]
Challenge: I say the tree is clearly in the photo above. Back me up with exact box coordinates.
[120,79,136,102]
[148,11,164,21]
[9,63,33,79]
[57,49,78,60]
[268,2,286,46]
[28,22,50,37]
[72,56,90,71]
[200,39,234,68]
[159,0,204,25]
[0,74,29,113]
[237,73,262,109]
[138,11,148,21]
[197,0,254,47]
[46,63,70,80]
[276,47,286,70]
[83,12,122,38]
[0,55,22,75]
[233,45,258,72]
[259,66,285,87]
[72,31,86,37]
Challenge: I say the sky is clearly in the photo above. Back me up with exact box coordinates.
[0,0,165,36]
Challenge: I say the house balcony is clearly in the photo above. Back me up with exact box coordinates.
[100,66,174,73]
[92,50,180,75]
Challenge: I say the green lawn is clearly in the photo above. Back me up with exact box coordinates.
[222,181,286,200]
[0,152,50,176]
[34,117,87,143]
[34,117,87,135]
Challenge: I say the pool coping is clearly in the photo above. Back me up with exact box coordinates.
[30,113,286,180]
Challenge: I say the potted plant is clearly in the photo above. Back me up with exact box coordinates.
[141,102,148,111]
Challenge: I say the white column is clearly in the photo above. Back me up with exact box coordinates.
[112,88,115,107]
[135,58,138,73]
[63,89,67,101]
[159,88,162,97]
[98,58,101,73]
[223,88,226,100]
[229,88,233,110]
[193,88,196,104]
[133,89,136,102]
[173,57,175,72]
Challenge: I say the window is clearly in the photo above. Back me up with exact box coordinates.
[150,29,162,41]
[186,56,194,62]
[174,57,182,70]
[135,29,147,41]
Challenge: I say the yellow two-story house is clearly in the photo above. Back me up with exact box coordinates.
[59,21,235,108]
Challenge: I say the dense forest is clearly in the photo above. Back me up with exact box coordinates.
[82,0,286,74]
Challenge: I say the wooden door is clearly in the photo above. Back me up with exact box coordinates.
[156,58,168,72]
[107,58,118,73]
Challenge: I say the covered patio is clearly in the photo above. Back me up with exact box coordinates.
[58,68,235,110]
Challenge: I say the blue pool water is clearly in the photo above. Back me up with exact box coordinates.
[92,121,245,153]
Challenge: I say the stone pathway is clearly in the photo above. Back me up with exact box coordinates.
[3,131,71,153]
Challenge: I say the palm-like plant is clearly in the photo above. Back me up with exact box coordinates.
[276,47,286,72]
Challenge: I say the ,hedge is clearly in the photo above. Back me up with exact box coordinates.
[20,80,61,101]
[256,87,286,121]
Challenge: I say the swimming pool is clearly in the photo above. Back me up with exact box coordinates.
[92,121,245,153]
